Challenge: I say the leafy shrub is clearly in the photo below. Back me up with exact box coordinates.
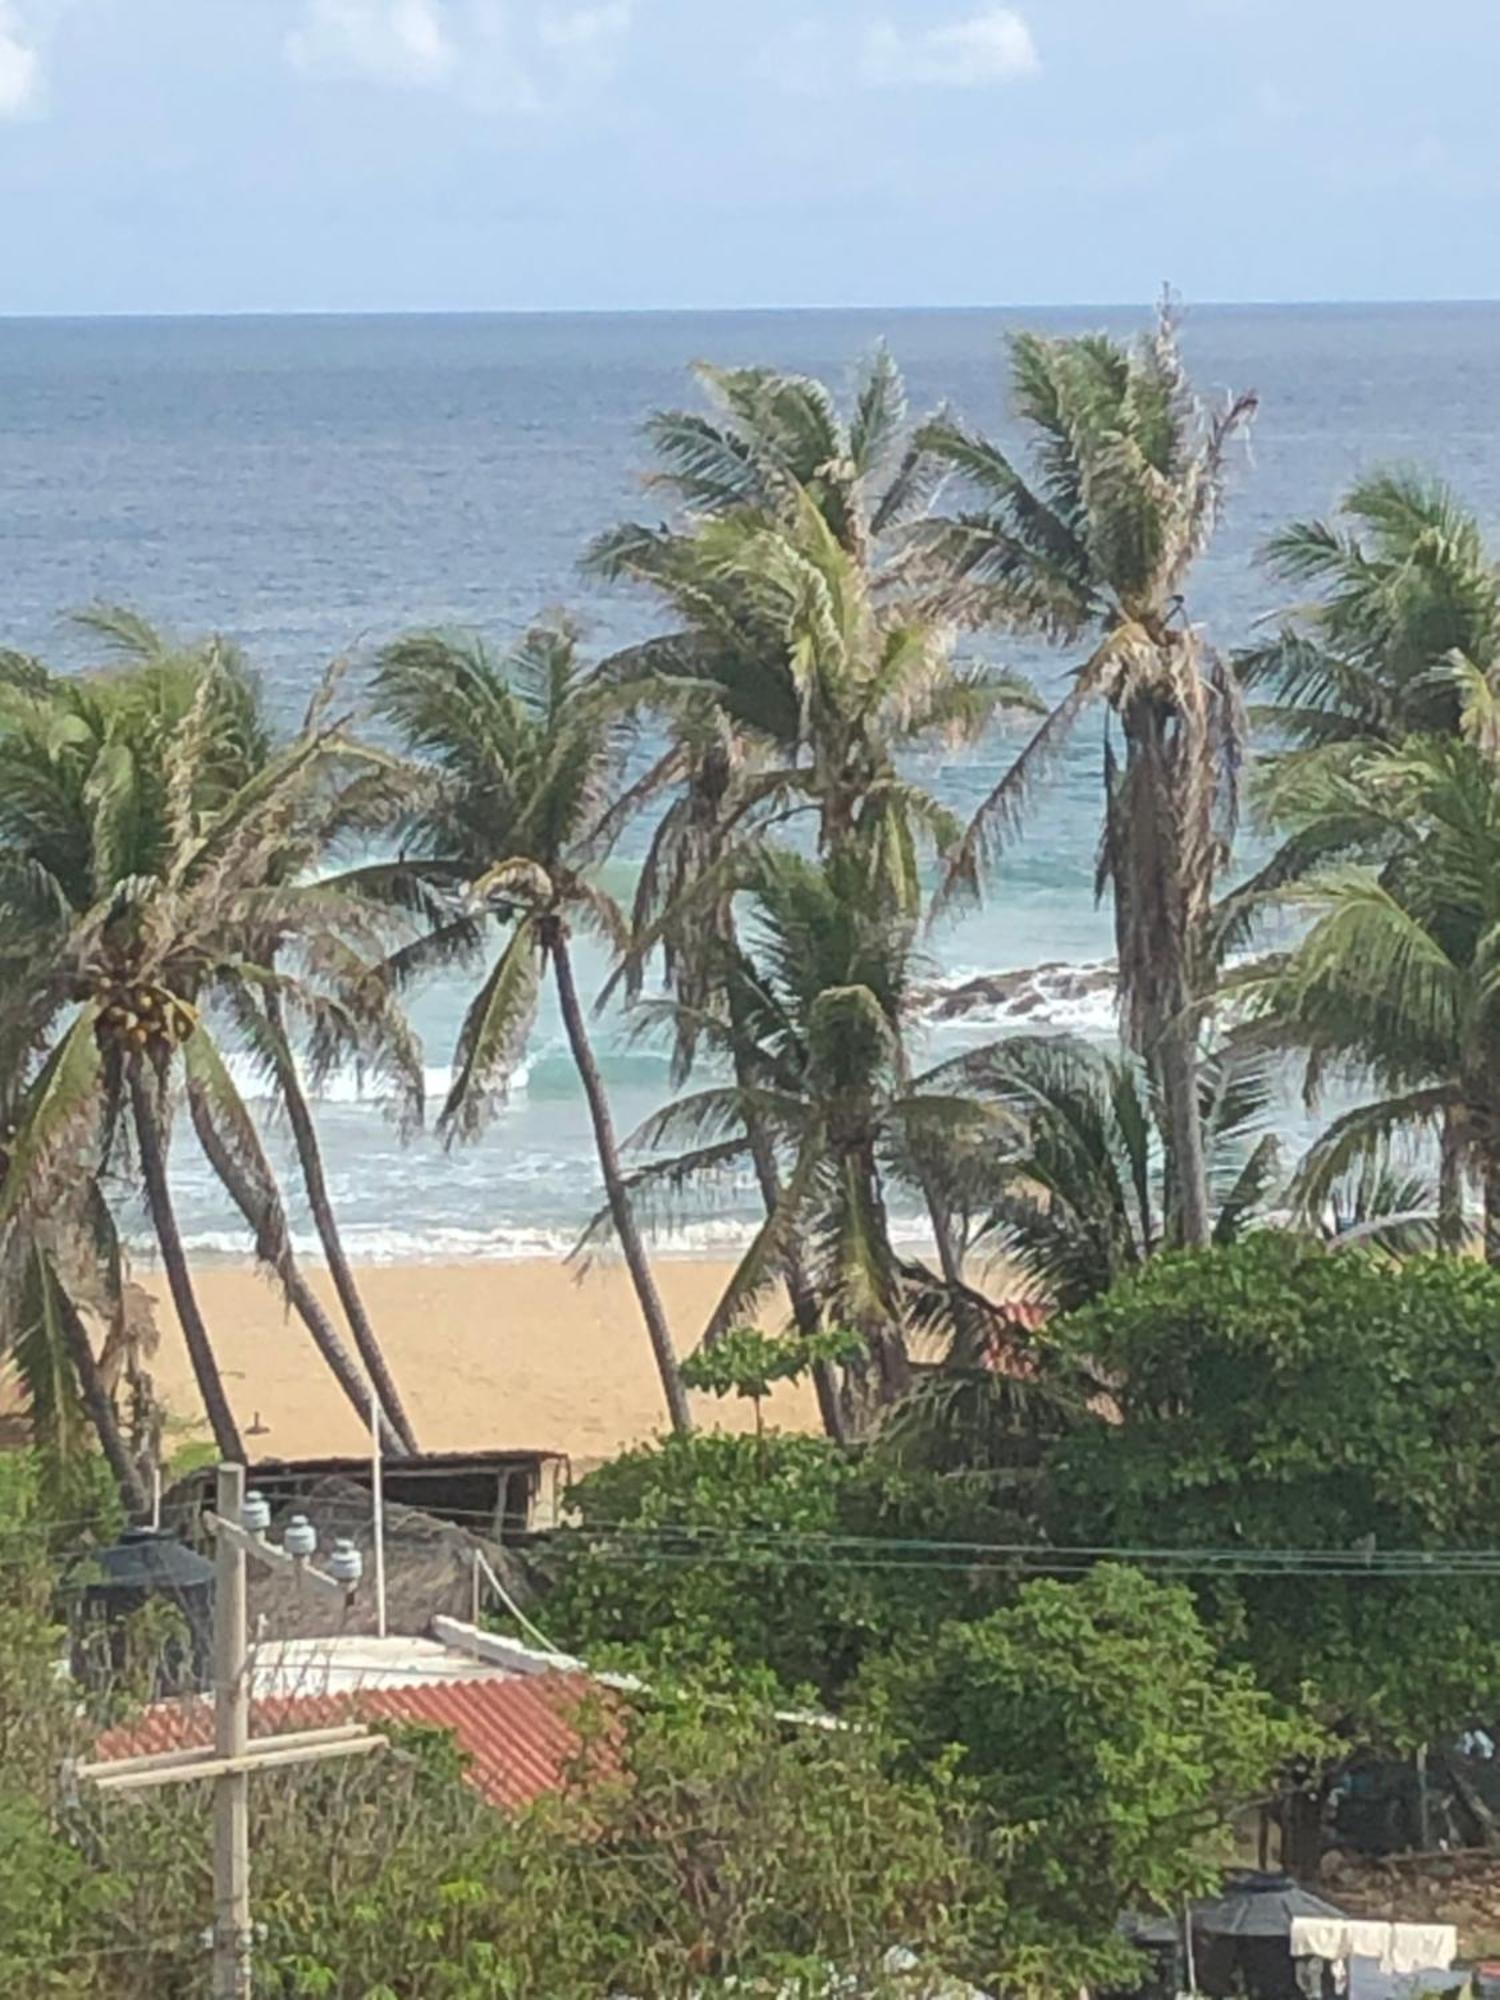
[1045,1234,1500,1740]
[39,1681,986,1998]
[539,1430,1019,1699]
[680,1326,863,1434]
[862,1563,1316,1994]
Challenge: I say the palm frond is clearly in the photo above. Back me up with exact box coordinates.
[700,1134,822,1346]
[438,915,543,1143]
[0,1007,104,1229]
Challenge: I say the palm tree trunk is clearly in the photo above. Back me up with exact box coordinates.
[262,993,420,1455]
[128,1063,243,1462]
[1113,701,1213,1252]
[1484,1151,1500,1269]
[550,925,693,1435]
[1440,1110,1466,1253]
[55,1278,149,1518]
[1157,1012,1212,1250]
[187,1095,410,1458]
[726,997,848,1444]
[742,1098,848,1444]
[922,1184,987,1366]
[856,1141,912,1404]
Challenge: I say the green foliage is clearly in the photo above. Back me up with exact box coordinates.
[541,1430,1016,1699]
[1244,469,1500,759]
[863,1564,1314,1994]
[371,621,628,1139]
[4,1669,985,1998]
[680,1326,864,1430]
[1046,1234,1500,1740]
[245,1684,987,1999]
[1244,730,1500,1251]
[0,626,420,1470]
[918,307,1254,1248]
[0,1793,104,1993]
[591,353,1038,923]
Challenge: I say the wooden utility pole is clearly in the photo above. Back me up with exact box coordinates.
[73,1462,385,1999]
[213,1460,251,1999]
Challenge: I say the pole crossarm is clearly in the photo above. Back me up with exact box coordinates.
[75,1725,384,1794]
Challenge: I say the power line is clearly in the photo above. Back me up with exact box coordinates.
[559,1546,1500,1581]
[23,1496,1500,1594]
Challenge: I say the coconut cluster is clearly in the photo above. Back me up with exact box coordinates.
[93,982,196,1054]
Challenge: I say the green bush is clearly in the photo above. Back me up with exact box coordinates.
[1045,1234,1500,1740]
[540,1430,1018,1699]
[31,1682,987,1999]
[862,1563,1316,1994]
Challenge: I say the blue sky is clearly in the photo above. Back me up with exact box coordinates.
[1,0,1497,314]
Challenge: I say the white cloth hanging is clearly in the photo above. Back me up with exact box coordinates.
[1383,1925,1457,1977]
[1289,1916,1457,1976]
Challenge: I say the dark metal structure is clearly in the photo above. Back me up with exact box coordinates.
[72,1526,216,1695]
[1123,1872,1350,2000]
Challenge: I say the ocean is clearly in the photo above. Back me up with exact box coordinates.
[7,302,1500,1260]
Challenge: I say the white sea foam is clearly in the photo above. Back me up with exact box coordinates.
[145,1210,939,1267]
[218,1055,530,1107]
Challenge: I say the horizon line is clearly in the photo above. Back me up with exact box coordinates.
[2,294,1499,325]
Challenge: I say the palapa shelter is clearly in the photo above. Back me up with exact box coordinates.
[1123,1871,1352,2000]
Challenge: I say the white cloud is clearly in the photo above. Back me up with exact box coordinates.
[859,6,1038,89]
[286,0,633,110]
[285,0,456,88]
[0,3,41,117]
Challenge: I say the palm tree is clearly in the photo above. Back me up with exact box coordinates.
[372,621,693,1435]
[1232,474,1500,1241]
[0,649,412,1459]
[929,1034,1278,1314]
[70,612,424,1453]
[1246,733,1500,1262]
[591,354,1038,920]
[600,348,944,566]
[1244,471,1500,766]
[590,355,1038,1371]
[596,847,1009,1416]
[917,305,1256,1248]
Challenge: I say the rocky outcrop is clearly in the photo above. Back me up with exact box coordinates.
[920,960,1117,1023]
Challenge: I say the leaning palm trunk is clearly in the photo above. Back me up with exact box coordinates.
[921,1185,990,1360]
[49,1265,150,1518]
[187,1095,410,1457]
[741,1094,848,1444]
[724,980,848,1443]
[834,1139,911,1413]
[127,1063,243,1461]
[262,993,420,1455]
[550,924,693,1434]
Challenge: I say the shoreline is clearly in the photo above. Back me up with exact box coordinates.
[137,1257,826,1466]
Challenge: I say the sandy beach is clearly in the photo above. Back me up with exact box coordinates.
[139,1258,823,1467]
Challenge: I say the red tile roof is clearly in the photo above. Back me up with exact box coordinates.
[93,1672,609,1811]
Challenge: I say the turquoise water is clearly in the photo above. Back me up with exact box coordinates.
[7,304,1500,1255]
